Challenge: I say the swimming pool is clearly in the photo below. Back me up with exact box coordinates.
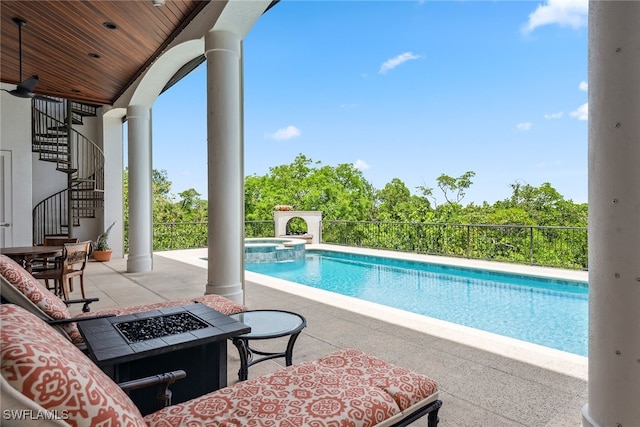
[245,249,588,356]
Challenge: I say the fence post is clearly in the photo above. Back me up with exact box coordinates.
[529,226,534,265]
[345,222,349,245]
[466,225,470,258]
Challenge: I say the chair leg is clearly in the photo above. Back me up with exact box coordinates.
[79,275,86,299]
[58,278,69,301]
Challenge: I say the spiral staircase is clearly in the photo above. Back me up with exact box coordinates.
[31,98,104,245]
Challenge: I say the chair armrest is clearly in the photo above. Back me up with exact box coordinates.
[47,313,115,325]
[118,370,187,409]
[63,297,99,312]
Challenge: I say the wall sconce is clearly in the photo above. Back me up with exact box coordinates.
[152,0,166,6]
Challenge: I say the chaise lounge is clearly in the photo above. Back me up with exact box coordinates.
[0,254,247,350]
[1,303,442,426]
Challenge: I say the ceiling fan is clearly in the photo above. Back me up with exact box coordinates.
[2,17,60,103]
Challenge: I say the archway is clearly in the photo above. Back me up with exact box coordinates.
[273,211,322,244]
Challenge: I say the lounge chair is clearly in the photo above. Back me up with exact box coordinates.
[0,254,247,350]
[0,303,442,427]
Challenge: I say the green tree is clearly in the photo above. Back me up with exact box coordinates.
[177,189,207,222]
[375,178,431,222]
[244,154,376,221]
[436,171,476,204]
[123,168,208,250]
[501,181,587,226]
[152,169,179,223]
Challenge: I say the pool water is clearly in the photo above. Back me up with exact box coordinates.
[245,250,588,356]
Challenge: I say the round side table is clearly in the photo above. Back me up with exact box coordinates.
[229,310,307,381]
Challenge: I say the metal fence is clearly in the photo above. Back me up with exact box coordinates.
[149,220,588,270]
[150,220,275,251]
[322,221,588,270]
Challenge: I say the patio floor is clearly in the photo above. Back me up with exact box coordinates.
[72,247,588,426]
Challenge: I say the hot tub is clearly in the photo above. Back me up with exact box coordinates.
[244,238,306,263]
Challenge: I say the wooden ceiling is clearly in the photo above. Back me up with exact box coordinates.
[0,1,211,105]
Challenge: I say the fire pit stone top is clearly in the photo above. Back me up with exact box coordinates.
[77,303,251,364]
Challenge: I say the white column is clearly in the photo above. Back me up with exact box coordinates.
[203,30,244,303]
[126,105,153,273]
[583,2,640,426]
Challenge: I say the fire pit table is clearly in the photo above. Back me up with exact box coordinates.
[77,303,250,415]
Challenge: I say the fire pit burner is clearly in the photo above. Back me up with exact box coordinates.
[115,312,209,343]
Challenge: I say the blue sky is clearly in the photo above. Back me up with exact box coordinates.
[151,0,588,205]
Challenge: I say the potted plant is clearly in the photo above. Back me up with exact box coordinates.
[93,221,115,262]
[274,205,293,211]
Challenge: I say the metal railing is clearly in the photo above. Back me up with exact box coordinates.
[150,220,275,251]
[32,188,67,245]
[322,221,588,270]
[31,99,104,244]
[150,220,588,270]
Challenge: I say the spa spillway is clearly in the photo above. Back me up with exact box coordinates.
[244,238,306,263]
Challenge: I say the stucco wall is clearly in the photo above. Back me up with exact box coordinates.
[0,84,34,245]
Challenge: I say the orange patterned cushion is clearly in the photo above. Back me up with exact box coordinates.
[1,304,438,427]
[144,349,439,427]
[0,254,84,345]
[194,294,248,315]
[74,295,246,319]
[319,349,439,417]
[1,304,147,427]
[75,299,198,318]
[1,254,246,347]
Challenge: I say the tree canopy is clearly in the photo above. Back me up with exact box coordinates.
[243,154,586,227]
[125,155,587,228]
[245,154,376,221]
[123,157,588,267]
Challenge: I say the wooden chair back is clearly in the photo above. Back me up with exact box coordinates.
[35,241,92,300]
[43,236,79,246]
[32,237,80,285]
[62,241,91,272]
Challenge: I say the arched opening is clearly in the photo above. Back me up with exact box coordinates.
[273,211,322,244]
[285,217,308,235]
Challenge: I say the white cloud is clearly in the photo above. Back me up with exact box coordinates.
[517,122,533,131]
[353,159,370,170]
[379,52,422,74]
[570,103,588,120]
[579,81,588,91]
[522,0,588,34]
[267,125,301,141]
[544,112,564,119]
[339,103,358,108]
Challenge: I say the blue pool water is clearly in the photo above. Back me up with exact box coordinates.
[246,250,588,356]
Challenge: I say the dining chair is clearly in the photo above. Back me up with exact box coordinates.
[33,240,92,300]
[44,236,81,246]
[32,236,80,291]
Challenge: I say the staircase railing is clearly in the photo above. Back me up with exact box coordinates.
[31,99,105,244]
[32,187,68,245]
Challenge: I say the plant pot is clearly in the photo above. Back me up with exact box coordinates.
[93,250,112,262]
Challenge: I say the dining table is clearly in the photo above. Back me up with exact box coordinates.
[1,245,63,273]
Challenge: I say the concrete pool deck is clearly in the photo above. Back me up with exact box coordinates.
[74,245,587,426]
